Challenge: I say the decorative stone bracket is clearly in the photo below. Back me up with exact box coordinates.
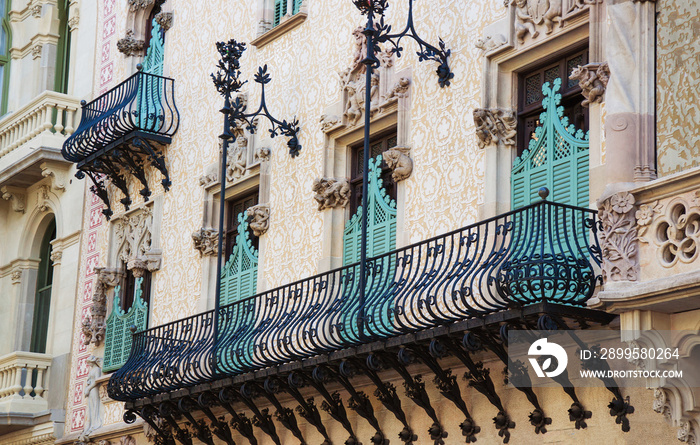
[312,178,351,211]
[382,146,413,182]
[117,30,145,57]
[82,268,124,346]
[154,11,173,31]
[40,161,70,192]
[597,191,639,282]
[1,186,26,213]
[473,108,517,149]
[247,204,270,237]
[569,62,610,107]
[192,228,218,257]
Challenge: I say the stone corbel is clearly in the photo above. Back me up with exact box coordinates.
[247,204,270,237]
[31,44,42,59]
[10,270,21,285]
[50,250,63,266]
[40,161,69,192]
[596,191,639,282]
[68,9,79,31]
[312,178,351,211]
[30,4,42,18]
[154,11,173,31]
[117,30,145,57]
[144,249,162,271]
[473,108,517,149]
[569,62,610,107]
[382,146,413,182]
[83,268,124,346]
[192,228,218,256]
[1,186,26,213]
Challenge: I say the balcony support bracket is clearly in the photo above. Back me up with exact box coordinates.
[281,374,333,445]
[219,387,259,445]
[256,380,307,445]
[305,368,361,445]
[238,383,283,445]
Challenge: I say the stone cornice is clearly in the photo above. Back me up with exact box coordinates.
[250,12,307,49]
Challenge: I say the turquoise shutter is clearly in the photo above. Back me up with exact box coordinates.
[273,0,286,26]
[341,155,397,338]
[104,279,149,372]
[511,77,590,209]
[217,213,259,373]
[137,18,165,130]
[292,0,302,14]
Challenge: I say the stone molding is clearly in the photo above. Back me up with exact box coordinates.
[247,204,270,237]
[1,186,26,213]
[473,108,517,149]
[192,228,218,257]
[116,30,145,57]
[597,191,639,282]
[382,146,413,182]
[569,62,610,107]
[250,0,308,49]
[312,178,350,211]
[82,268,124,346]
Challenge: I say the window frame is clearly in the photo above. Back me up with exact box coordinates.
[348,131,398,216]
[224,191,260,259]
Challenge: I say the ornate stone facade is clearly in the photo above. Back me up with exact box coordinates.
[312,178,351,211]
[115,207,162,273]
[82,268,123,346]
[597,192,639,282]
[569,62,610,107]
[473,108,517,148]
[192,228,218,256]
[247,204,270,237]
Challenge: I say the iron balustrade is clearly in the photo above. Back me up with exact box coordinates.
[108,200,602,401]
[62,69,179,163]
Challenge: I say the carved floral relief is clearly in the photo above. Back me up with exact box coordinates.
[597,192,639,282]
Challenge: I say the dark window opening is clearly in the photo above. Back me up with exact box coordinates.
[225,191,259,259]
[517,48,589,156]
[349,131,398,215]
[120,267,152,313]
[143,2,163,48]
[30,219,56,353]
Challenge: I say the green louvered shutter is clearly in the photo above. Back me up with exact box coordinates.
[273,0,286,26]
[137,18,165,131]
[220,213,259,306]
[511,77,589,209]
[103,279,149,372]
[292,0,302,14]
[342,155,397,338]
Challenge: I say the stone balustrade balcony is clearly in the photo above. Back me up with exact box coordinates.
[0,351,51,418]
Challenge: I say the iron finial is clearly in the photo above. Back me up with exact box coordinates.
[538,187,550,200]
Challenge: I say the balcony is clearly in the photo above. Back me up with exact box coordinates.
[109,200,604,401]
[61,69,179,218]
[0,352,52,433]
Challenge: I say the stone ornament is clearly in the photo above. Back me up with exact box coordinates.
[638,193,700,268]
[117,30,145,57]
[31,44,42,59]
[50,250,63,265]
[677,420,697,444]
[597,191,639,282]
[30,4,42,18]
[569,62,610,107]
[652,388,672,422]
[226,136,248,182]
[68,11,80,31]
[383,147,413,182]
[154,11,173,31]
[255,146,271,163]
[40,162,68,192]
[115,207,162,274]
[38,185,51,212]
[10,270,21,285]
[120,436,136,445]
[82,268,124,346]
[1,186,26,213]
[312,178,351,211]
[199,163,218,187]
[247,204,270,237]
[473,108,517,148]
[79,356,103,442]
[475,34,507,52]
[192,228,218,256]
[320,114,340,132]
[379,77,411,111]
[128,0,155,11]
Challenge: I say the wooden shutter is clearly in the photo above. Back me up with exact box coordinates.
[220,213,259,306]
[137,18,165,130]
[104,279,149,372]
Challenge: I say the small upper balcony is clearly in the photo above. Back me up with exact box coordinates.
[108,198,606,401]
[61,68,179,218]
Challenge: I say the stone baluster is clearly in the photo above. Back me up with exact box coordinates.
[11,365,22,399]
[65,107,76,134]
[34,366,46,398]
[55,105,65,133]
[22,364,33,397]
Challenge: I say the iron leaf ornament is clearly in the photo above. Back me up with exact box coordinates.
[353,0,454,88]
[211,40,303,158]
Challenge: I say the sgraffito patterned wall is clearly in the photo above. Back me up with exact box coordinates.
[656,0,700,176]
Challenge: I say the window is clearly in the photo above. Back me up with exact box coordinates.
[517,49,589,156]
[273,0,303,27]
[225,192,259,258]
[119,267,151,312]
[0,0,10,114]
[348,132,398,215]
[29,219,56,353]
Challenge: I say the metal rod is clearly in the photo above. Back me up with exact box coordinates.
[358,11,375,341]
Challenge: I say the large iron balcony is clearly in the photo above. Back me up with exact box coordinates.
[62,70,178,164]
[108,200,602,401]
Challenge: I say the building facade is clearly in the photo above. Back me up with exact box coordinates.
[0,1,98,445]
[54,0,700,445]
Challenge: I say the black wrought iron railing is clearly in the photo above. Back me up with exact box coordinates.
[62,70,179,163]
[108,200,602,401]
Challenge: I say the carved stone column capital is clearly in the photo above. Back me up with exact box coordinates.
[473,108,516,149]
[312,178,351,211]
[569,62,610,107]
[247,204,270,237]
[192,228,218,256]
[597,191,639,282]
[382,146,413,182]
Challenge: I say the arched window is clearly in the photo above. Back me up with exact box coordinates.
[29,219,56,353]
[0,0,11,114]
[54,0,71,93]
